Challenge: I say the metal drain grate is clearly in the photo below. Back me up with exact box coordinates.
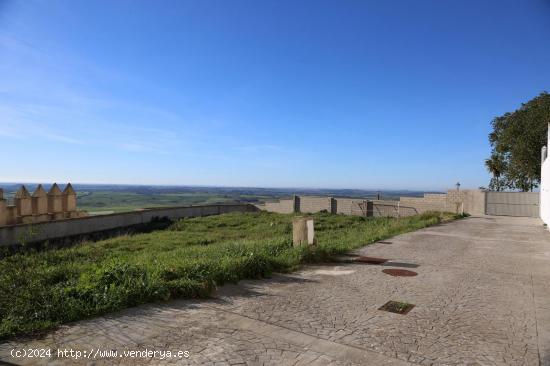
[382,268,418,276]
[378,301,415,315]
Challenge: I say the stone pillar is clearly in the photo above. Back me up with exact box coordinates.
[0,189,7,226]
[293,195,300,213]
[329,197,337,214]
[62,183,77,215]
[366,200,374,217]
[48,183,64,219]
[293,217,315,246]
[32,184,49,222]
[14,185,32,222]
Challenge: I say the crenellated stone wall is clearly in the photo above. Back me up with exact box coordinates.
[0,183,88,227]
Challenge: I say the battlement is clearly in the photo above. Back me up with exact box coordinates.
[0,183,88,226]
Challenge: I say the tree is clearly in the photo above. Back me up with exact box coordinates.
[485,154,506,191]
[487,92,550,191]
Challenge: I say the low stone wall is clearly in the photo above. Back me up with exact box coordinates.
[399,193,448,213]
[0,203,258,247]
[263,199,295,214]
[298,196,334,213]
[371,200,418,218]
[260,190,488,217]
[446,189,486,215]
[260,194,456,218]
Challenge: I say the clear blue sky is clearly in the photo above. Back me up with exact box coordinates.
[1,0,549,190]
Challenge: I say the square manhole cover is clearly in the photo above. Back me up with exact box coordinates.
[378,301,415,315]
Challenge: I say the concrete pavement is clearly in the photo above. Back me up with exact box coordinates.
[2,215,550,365]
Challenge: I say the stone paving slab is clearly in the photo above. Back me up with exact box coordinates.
[1,216,550,365]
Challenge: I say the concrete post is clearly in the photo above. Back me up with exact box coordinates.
[329,197,336,214]
[293,195,300,213]
[293,217,315,246]
[366,200,374,217]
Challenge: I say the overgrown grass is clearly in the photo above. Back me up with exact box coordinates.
[0,211,460,339]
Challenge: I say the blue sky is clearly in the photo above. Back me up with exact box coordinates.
[1,0,549,190]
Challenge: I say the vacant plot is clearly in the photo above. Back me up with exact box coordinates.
[0,211,458,339]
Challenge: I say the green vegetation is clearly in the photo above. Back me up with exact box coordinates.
[0,211,459,338]
[77,191,238,213]
[486,91,550,191]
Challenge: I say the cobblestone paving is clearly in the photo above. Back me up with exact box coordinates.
[1,216,550,365]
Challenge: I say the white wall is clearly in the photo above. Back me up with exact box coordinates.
[540,123,550,226]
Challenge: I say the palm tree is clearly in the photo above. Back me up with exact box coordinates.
[485,155,504,191]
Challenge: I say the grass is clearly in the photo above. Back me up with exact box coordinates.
[0,211,460,339]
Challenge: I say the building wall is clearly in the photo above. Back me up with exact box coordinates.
[0,203,259,247]
[542,157,550,225]
[541,125,550,226]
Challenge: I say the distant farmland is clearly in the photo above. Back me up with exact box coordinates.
[0,183,432,214]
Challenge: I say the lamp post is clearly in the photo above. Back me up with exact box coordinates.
[456,182,461,191]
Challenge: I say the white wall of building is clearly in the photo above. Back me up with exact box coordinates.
[540,123,550,226]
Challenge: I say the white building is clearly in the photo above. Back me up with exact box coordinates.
[541,123,550,226]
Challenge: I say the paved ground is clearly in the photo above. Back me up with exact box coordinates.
[2,215,550,366]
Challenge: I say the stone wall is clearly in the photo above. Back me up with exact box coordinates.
[446,189,486,215]
[260,190,488,217]
[298,196,334,213]
[399,193,448,213]
[0,183,87,226]
[371,200,419,218]
[263,199,295,214]
[0,203,258,247]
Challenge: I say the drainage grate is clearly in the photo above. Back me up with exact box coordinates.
[378,301,415,315]
[377,241,393,244]
[382,268,418,277]
[354,256,388,265]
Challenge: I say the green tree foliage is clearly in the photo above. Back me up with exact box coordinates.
[487,92,550,191]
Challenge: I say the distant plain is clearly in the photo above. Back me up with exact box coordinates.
[0,183,433,214]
